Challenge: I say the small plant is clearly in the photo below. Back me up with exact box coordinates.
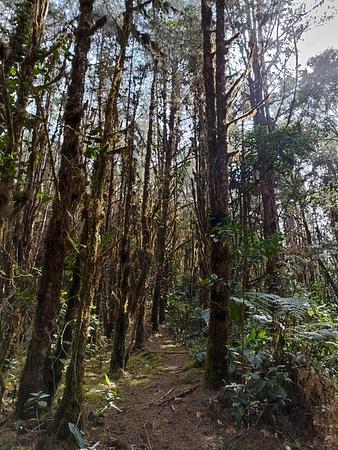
[101,374,122,413]
[26,391,50,415]
[227,365,292,423]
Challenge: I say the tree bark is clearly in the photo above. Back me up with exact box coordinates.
[151,67,179,332]
[133,66,157,349]
[53,4,134,438]
[246,0,279,291]
[202,0,230,388]
[16,0,96,418]
[0,0,49,239]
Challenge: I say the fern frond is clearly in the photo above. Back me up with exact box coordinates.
[245,292,310,321]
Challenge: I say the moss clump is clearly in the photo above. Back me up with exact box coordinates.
[125,378,149,388]
[127,349,165,377]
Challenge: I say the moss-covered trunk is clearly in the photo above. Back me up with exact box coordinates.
[47,259,81,402]
[109,143,134,372]
[53,195,103,439]
[53,3,132,439]
[0,0,49,238]
[15,0,95,418]
[151,68,179,332]
[110,306,130,373]
[0,0,49,412]
[132,66,157,349]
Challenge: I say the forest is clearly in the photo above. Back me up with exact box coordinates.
[0,0,337,448]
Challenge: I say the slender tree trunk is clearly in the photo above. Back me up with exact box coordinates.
[16,0,96,418]
[240,124,250,291]
[110,121,135,373]
[48,3,131,414]
[0,0,49,239]
[85,3,132,376]
[53,8,134,440]
[52,194,103,438]
[47,258,81,401]
[0,0,49,410]
[133,66,157,349]
[329,183,338,246]
[246,0,279,291]
[192,87,210,308]
[151,68,179,332]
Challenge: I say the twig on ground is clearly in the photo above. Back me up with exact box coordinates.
[171,367,189,374]
[152,383,201,406]
[143,422,152,450]
[159,386,175,400]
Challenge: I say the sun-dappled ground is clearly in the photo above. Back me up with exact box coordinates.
[0,332,336,450]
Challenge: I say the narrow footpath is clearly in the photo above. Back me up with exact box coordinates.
[88,334,299,450]
[0,333,328,449]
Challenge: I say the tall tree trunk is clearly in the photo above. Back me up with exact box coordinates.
[246,0,279,291]
[0,0,49,410]
[0,0,49,239]
[240,124,250,291]
[16,0,96,418]
[202,0,230,388]
[48,2,130,409]
[133,66,157,349]
[110,112,135,373]
[52,4,133,438]
[52,190,105,439]
[192,85,210,308]
[151,67,179,332]
[94,3,133,375]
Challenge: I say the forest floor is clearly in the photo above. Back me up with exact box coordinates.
[0,331,335,450]
[85,332,329,450]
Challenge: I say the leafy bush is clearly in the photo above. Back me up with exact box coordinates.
[226,365,292,423]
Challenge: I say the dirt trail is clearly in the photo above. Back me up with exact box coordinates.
[90,334,289,450]
[0,333,328,449]
[92,334,217,449]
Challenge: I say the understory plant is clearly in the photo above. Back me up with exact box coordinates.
[194,289,338,424]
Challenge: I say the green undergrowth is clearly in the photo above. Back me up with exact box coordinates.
[127,348,165,378]
[165,280,338,447]
[183,366,204,382]
[0,342,169,449]
[83,346,166,410]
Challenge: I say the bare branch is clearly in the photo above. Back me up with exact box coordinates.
[226,95,269,127]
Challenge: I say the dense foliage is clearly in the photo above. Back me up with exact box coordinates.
[0,0,337,448]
